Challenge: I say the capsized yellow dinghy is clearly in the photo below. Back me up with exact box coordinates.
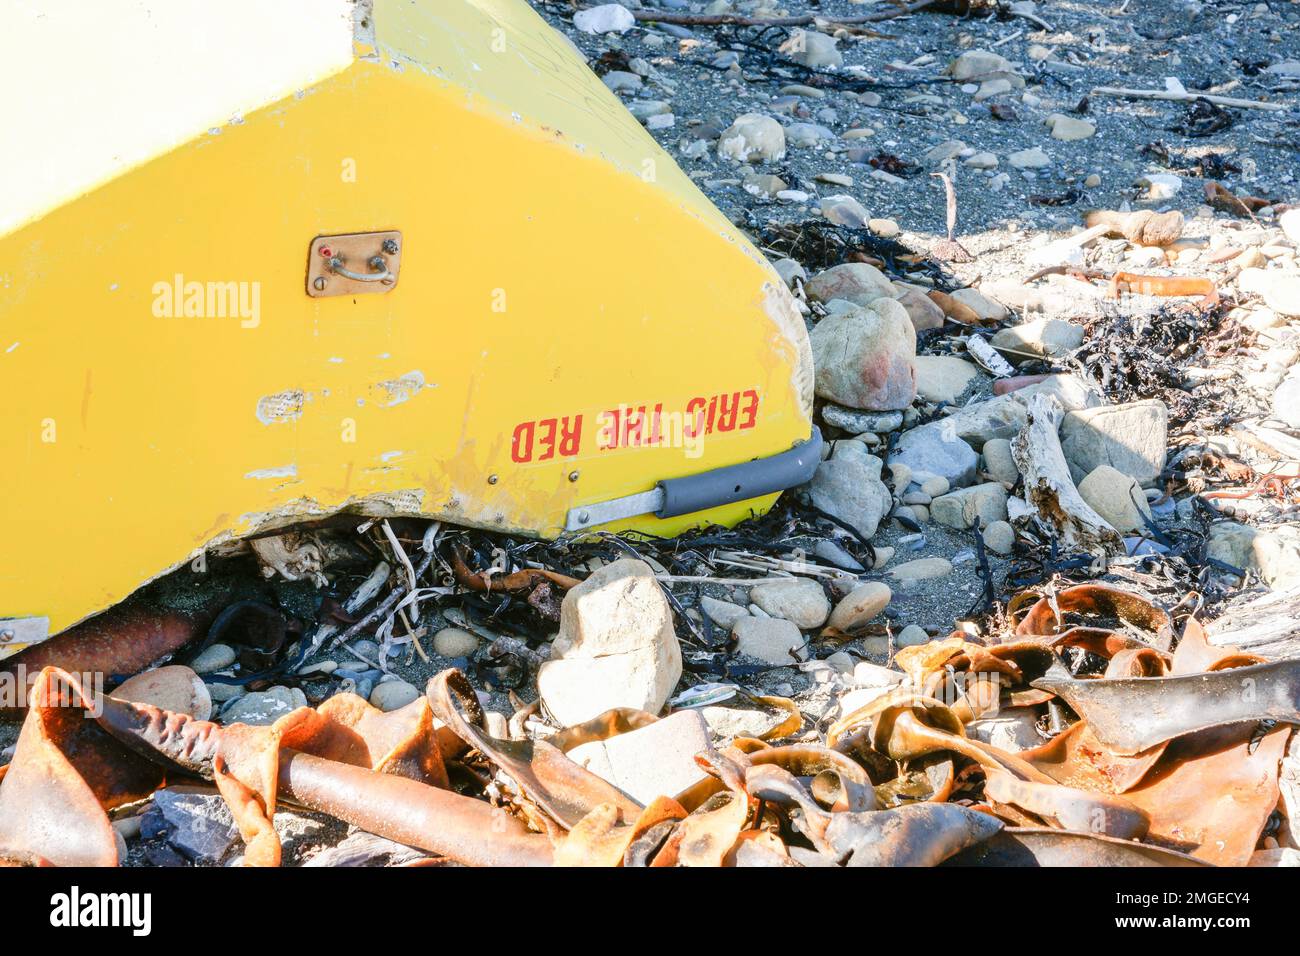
[0,0,817,640]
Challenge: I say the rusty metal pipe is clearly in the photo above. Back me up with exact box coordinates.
[276,750,553,867]
[1,607,199,718]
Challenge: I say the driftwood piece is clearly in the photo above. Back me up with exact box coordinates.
[1010,393,1124,555]
[1091,85,1287,112]
[619,0,941,28]
[966,335,1015,377]
[1206,584,1300,660]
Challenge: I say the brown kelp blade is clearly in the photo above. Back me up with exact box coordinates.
[1016,584,1173,648]
[1033,657,1300,755]
[983,769,1150,839]
[276,693,449,788]
[212,754,281,868]
[1124,721,1289,866]
[831,690,1055,785]
[0,668,136,866]
[546,707,661,752]
[676,742,876,814]
[426,669,642,829]
[98,675,558,867]
[553,795,687,867]
[941,827,1211,867]
[828,803,1005,867]
[1021,720,1167,795]
[1172,615,1265,673]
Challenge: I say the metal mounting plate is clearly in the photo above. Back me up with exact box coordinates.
[307,231,403,297]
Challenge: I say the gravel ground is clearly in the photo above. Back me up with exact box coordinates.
[533,0,1299,284]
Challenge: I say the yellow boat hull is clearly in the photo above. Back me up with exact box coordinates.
[0,0,814,636]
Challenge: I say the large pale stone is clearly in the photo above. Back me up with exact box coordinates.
[701,595,749,630]
[969,708,1042,751]
[913,355,979,403]
[820,194,870,228]
[568,711,711,804]
[432,627,478,657]
[1240,268,1300,318]
[112,665,211,720]
[221,685,304,726]
[889,418,979,488]
[370,679,420,712]
[894,285,946,331]
[827,581,892,632]
[950,288,1009,321]
[1077,465,1152,533]
[982,520,1015,555]
[786,122,836,148]
[733,617,808,664]
[1046,113,1096,140]
[1207,522,1300,589]
[1059,400,1167,487]
[190,644,235,675]
[749,578,830,628]
[947,49,1013,81]
[982,438,1019,484]
[1008,147,1050,169]
[718,113,786,163]
[1017,373,1106,411]
[991,318,1084,358]
[804,263,895,306]
[538,559,682,726]
[810,299,917,410]
[933,394,1029,448]
[809,457,891,539]
[784,28,842,68]
[573,3,635,34]
[931,482,1009,530]
[1273,373,1300,429]
[888,558,953,586]
[146,786,240,863]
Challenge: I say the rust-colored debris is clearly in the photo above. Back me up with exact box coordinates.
[1204,181,1273,217]
[0,605,199,718]
[1,566,1295,868]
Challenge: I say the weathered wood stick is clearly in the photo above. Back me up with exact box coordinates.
[1091,85,1288,112]
[1011,394,1124,556]
[619,0,940,27]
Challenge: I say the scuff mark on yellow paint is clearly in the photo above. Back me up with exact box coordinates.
[371,370,425,407]
[245,464,298,480]
[256,389,307,424]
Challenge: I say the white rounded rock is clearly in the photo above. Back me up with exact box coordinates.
[370,679,420,713]
[112,665,211,720]
[749,578,830,629]
[432,627,479,658]
[982,520,1016,555]
[718,113,786,163]
[190,643,236,675]
[827,581,892,632]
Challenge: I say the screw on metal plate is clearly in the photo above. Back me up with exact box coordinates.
[307,231,402,297]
